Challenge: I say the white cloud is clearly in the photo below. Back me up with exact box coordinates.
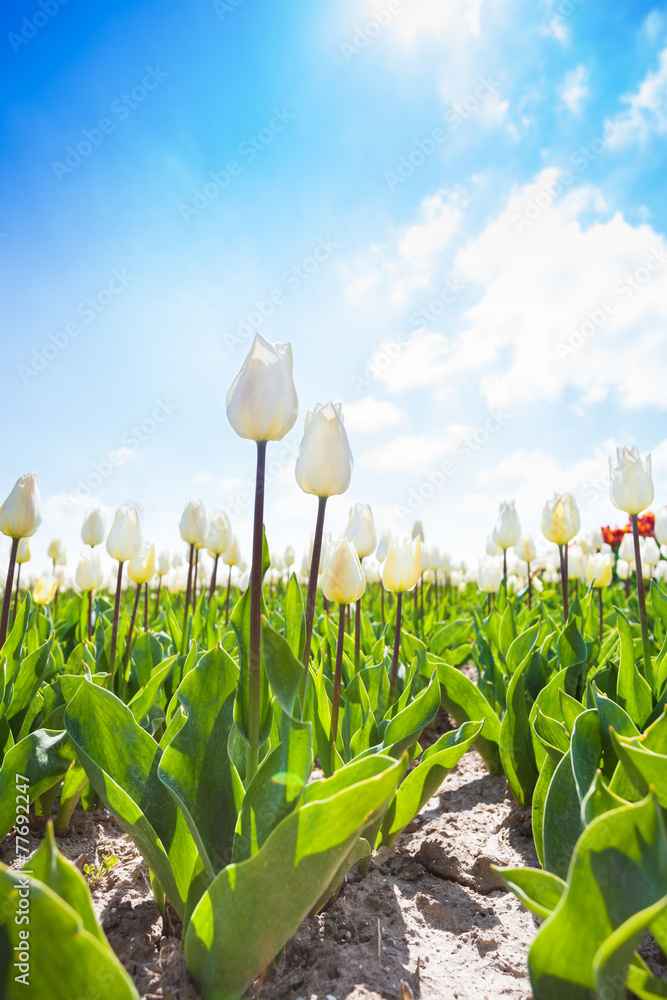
[360,425,472,475]
[561,65,590,114]
[365,0,484,43]
[342,396,407,431]
[445,169,667,410]
[616,44,667,143]
[367,328,451,394]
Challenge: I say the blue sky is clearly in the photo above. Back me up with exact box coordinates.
[2,0,667,578]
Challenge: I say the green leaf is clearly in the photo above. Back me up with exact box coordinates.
[500,650,538,805]
[651,581,667,632]
[494,866,565,919]
[184,755,406,1000]
[532,754,557,869]
[616,609,652,727]
[379,670,440,758]
[65,680,198,920]
[593,684,639,778]
[528,795,667,999]
[262,617,304,716]
[542,750,582,878]
[0,864,139,999]
[0,730,75,839]
[570,709,602,802]
[158,646,241,879]
[29,821,105,942]
[378,720,482,848]
[284,573,305,661]
[437,660,502,774]
[231,585,272,748]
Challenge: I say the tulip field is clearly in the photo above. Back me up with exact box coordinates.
[1,336,667,1000]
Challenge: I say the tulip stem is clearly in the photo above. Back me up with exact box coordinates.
[124,583,142,676]
[420,574,424,634]
[330,603,346,748]
[0,538,19,648]
[354,597,361,670]
[631,514,653,689]
[598,587,604,643]
[11,563,21,627]
[380,580,385,625]
[558,545,569,623]
[389,592,403,705]
[154,577,162,619]
[109,561,124,682]
[193,550,199,612]
[144,583,148,630]
[225,565,232,625]
[247,441,267,786]
[503,549,507,584]
[87,590,93,641]
[209,555,219,600]
[527,561,532,610]
[181,543,195,654]
[302,496,328,686]
[487,592,491,616]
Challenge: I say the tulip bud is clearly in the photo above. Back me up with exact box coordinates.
[616,559,631,581]
[47,538,66,563]
[381,536,422,593]
[609,445,654,515]
[295,401,353,497]
[157,550,170,576]
[75,549,103,592]
[587,553,613,588]
[205,510,232,556]
[226,333,298,442]
[618,533,635,564]
[320,537,366,605]
[590,526,603,550]
[642,536,660,566]
[478,558,502,593]
[16,538,31,564]
[486,535,502,557]
[345,503,377,559]
[567,545,586,580]
[33,575,58,605]
[128,543,156,585]
[541,493,578,545]
[515,535,536,563]
[0,473,43,539]
[180,499,207,547]
[81,508,105,547]
[222,535,241,567]
[106,504,143,563]
[492,501,521,550]
[284,545,295,568]
[376,530,391,563]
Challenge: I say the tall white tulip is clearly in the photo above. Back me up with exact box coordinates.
[492,501,521,550]
[515,536,536,564]
[180,500,208,547]
[47,538,66,565]
[206,511,232,556]
[295,402,353,497]
[376,530,391,564]
[226,333,298,442]
[75,550,103,593]
[128,543,156,585]
[106,505,143,563]
[541,494,578,546]
[81,508,105,547]
[478,558,502,593]
[16,539,30,564]
[0,473,42,540]
[618,533,635,564]
[157,550,170,576]
[609,446,654,515]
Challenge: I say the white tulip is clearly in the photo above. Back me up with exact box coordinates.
[643,536,660,566]
[376,530,391,564]
[0,473,42,539]
[157,550,170,576]
[222,536,242,567]
[295,401,353,497]
[106,504,143,563]
[206,510,232,556]
[655,507,667,546]
[180,499,207,547]
[381,536,422,593]
[542,493,578,545]
[515,535,536,563]
[226,333,298,442]
[128,543,156,585]
[75,550,103,592]
[321,537,366,605]
[587,553,613,588]
[81,508,105,547]
[345,503,377,559]
[568,545,586,580]
[478,558,502,593]
[492,501,521,550]
[609,445,654,515]
[618,533,635,564]
[16,538,31,564]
